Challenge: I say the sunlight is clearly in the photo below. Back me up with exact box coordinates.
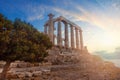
[87,32,119,53]
[98,33,118,53]
[101,35,115,46]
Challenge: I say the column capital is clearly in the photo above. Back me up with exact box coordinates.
[75,27,79,30]
[79,29,82,32]
[70,25,75,30]
[64,22,68,25]
[58,19,61,21]
[48,13,54,20]
[44,23,48,27]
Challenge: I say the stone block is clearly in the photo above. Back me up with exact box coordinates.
[33,71,42,77]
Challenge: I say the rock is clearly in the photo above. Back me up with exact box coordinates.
[17,73,25,78]
[42,62,52,66]
[34,77,43,80]
[33,71,42,77]
[34,63,39,66]
[42,69,51,75]
[54,77,63,80]
[7,73,18,79]
[25,72,33,77]
[0,68,3,73]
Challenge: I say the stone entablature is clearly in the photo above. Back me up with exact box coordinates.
[44,13,83,50]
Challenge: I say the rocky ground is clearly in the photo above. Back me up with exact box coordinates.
[0,48,120,80]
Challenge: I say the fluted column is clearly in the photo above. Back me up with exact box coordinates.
[65,23,69,48]
[57,20,62,47]
[44,25,47,34]
[70,25,75,48]
[48,13,54,43]
[75,27,79,49]
[79,29,83,50]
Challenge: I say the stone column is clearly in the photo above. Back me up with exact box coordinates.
[70,25,75,48]
[65,23,69,48]
[57,20,62,47]
[75,27,79,49]
[79,29,83,50]
[44,25,47,34]
[48,13,54,43]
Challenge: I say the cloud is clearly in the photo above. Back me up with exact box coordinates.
[22,0,120,31]
[24,5,46,21]
[107,59,120,67]
[52,7,89,23]
[20,0,120,53]
[94,47,120,60]
[19,0,120,31]
[50,1,120,33]
[27,14,44,21]
[98,46,120,67]
[76,6,112,30]
[49,1,120,52]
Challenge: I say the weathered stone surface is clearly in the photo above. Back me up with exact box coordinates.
[33,71,42,77]
[70,25,75,48]
[25,72,33,77]
[75,27,79,49]
[1,48,120,80]
[42,69,51,75]
[44,14,84,49]
[7,73,18,79]
[17,72,25,78]
[0,61,6,68]
[64,23,69,48]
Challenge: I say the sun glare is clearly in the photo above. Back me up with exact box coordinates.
[90,32,119,53]
[101,35,115,46]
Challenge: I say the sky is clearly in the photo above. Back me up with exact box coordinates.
[0,0,120,66]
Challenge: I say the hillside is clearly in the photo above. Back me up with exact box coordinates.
[47,48,120,80]
[1,47,120,80]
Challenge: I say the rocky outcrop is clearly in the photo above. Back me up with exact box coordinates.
[6,64,51,80]
[0,48,120,80]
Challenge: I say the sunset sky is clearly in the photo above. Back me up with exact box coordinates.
[0,0,120,66]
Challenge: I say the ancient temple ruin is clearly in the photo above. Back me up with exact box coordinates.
[44,13,83,50]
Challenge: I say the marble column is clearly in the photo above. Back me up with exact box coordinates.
[44,25,47,34]
[75,27,79,49]
[57,20,62,47]
[79,29,83,50]
[70,25,75,48]
[65,23,69,48]
[48,13,54,43]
